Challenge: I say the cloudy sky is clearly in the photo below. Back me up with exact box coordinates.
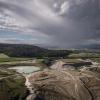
[0,0,100,48]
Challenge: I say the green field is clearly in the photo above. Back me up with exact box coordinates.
[0,53,33,64]
[68,52,100,58]
[0,53,33,63]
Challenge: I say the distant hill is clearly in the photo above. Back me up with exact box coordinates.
[79,44,100,50]
[0,43,72,58]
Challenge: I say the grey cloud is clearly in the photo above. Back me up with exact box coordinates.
[0,0,100,48]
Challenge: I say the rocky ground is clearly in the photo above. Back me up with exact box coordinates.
[27,62,100,100]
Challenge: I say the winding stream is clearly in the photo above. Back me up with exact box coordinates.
[8,66,41,100]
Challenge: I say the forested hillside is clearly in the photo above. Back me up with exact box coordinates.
[0,43,72,58]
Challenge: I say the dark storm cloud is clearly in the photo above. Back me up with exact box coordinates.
[0,0,100,48]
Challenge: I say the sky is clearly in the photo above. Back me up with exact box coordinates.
[0,0,100,48]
